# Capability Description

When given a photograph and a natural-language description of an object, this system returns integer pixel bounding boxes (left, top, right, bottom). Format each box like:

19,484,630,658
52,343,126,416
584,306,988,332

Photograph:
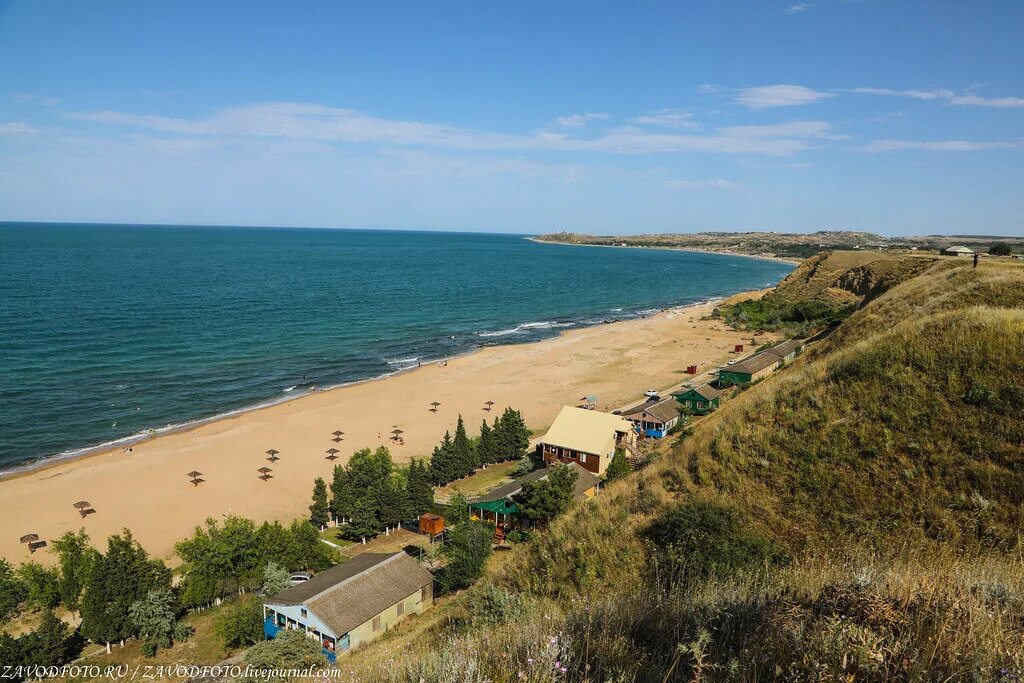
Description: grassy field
435,460,519,502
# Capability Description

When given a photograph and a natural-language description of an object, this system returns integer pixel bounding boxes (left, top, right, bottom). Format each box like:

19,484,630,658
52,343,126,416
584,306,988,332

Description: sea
0,223,794,471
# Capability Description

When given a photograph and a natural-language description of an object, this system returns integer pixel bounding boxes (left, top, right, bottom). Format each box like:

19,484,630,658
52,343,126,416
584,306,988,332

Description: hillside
536,231,1024,260
345,255,1024,682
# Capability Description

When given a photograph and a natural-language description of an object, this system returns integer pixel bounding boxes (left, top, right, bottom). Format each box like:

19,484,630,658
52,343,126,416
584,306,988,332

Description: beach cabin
717,352,780,386
620,398,682,438
263,552,434,659
537,406,635,475
469,462,600,528
942,245,975,258
671,384,722,415
765,339,804,364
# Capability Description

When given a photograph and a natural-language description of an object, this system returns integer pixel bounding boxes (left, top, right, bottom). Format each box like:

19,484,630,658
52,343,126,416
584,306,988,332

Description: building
671,384,722,415
764,338,804,364
469,462,600,527
537,406,636,475
620,398,683,437
263,552,434,660
717,352,780,386
943,245,975,257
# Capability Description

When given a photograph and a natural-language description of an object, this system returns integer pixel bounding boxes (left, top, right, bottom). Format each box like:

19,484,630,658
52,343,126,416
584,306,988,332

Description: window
300,608,307,618
372,615,381,631
579,453,586,464
397,601,404,616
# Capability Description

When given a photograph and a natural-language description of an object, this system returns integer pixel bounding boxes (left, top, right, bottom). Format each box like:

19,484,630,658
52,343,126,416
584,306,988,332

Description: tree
261,563,290,598
0,559,26,620
128,588,179,649
990,243,1013,256
429,431,456,485
176,517,262,601
406,459,435,518
452,414,477,476
604,449,631,482
495,408,531,462
375,477,409,529
81,530,171,653
345,497,380,541
437,521,493,593
244,629,326,681
446,490,470,528
1,610,82,674
215,597,264,649
287,520,332,571
16,563,60,611
329,464,355,522
51,529,95,614
477,419,497,465
512,453,535,477
513,464,578,525
309,477,330,529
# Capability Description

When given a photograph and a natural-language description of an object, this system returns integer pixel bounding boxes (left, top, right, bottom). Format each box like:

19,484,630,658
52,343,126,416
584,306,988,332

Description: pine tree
477,419,496,465
452,415,476,478
51,529,95,615
375,478,408,530
346,497,380,541
406,459,435,517
605,449,631,482
446,490,470,527
309,477,329,529
495,407,531,462
329,465,355,522
513,464,578,525
430,431,455,485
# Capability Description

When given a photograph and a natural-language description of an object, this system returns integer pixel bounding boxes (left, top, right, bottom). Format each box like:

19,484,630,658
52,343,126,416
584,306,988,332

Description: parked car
644,390,659,399
289,571,313,585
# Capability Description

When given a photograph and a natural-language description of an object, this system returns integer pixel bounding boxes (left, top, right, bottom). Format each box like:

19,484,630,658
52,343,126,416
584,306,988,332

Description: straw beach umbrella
332,430,344,442
72,501,91,510
186,471,204,486
325,448,340,461
257,466,273,482
484,401,495,412
19,533,39,545
429,402,441,412
265,449,279,457
391,428,404,440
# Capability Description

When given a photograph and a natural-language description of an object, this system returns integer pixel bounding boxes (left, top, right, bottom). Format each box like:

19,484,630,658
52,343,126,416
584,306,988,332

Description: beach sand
0,293,773,564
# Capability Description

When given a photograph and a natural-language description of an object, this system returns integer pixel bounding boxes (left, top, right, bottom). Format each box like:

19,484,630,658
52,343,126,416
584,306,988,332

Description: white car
289,571,312,585
644,390,659,399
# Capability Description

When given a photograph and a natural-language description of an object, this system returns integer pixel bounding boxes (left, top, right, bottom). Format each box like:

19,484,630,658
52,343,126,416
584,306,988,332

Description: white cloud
555,112,610,127
0,121,38,135
663,179,745,190
630,109,699,129
786,3,813,14
734,85,834,109
12,93,59,106
864,139,1022,152
64,102,834,156
848,87,1024,108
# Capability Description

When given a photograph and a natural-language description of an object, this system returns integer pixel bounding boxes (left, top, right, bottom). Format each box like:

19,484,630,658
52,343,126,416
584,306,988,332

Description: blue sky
0,1,1022,235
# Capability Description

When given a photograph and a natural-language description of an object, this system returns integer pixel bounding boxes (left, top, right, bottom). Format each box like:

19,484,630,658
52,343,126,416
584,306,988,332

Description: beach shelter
266,448,279,457
325,448,340,461
19,533,39,545
391,428,404,441
430,401,441,412
257,466,273,482
187,471,204,486
72,501,91,510
484,400,495,411
332,430,344,442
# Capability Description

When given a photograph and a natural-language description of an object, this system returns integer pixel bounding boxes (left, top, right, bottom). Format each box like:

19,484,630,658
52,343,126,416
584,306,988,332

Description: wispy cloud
64,102,834,156
733,84,834,109
0,121,38,135
663,178,745,190
847,87,1024,108
785,3,813,14
12,93,59,107
864,139,1022,152
630,109,699,129
554,112,610,127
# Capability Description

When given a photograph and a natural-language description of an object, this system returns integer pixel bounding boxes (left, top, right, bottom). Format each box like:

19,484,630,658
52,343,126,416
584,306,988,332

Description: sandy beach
0,293,772,565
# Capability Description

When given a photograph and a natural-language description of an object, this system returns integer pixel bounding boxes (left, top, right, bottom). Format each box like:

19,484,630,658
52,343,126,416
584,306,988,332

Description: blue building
620,398,682,438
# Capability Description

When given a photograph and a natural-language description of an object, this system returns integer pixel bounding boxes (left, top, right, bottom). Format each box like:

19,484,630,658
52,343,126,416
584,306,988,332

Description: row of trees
175,516,333,609
429,409,531,485
316,446,436,541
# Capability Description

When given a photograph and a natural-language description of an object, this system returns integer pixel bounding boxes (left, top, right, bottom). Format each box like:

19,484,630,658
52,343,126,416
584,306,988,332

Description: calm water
0,224,793,469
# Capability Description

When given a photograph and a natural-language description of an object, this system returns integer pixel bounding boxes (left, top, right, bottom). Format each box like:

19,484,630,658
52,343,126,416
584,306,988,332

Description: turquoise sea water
0,224,793,469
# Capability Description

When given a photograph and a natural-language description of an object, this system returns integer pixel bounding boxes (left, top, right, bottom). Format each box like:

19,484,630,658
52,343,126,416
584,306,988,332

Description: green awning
470,499,517,515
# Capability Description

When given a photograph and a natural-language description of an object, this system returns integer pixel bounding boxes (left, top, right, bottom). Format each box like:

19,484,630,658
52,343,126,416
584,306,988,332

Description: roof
671,383,722,401
944,245,974,254
620,398,681,423
472,462,600,505
539,406,634,456
725,352,780,376
765,339,803,358
266,553,433,637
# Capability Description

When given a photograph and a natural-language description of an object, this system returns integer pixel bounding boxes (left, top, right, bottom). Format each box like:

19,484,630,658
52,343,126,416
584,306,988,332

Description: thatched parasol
72,501,91,509
186,470,203,479
265,449,279,457
332,430,344,443
266,453,279,462
484,400,495,411
19,533,39,544
430,401,441,412
258,474,273,481
257,467,272,474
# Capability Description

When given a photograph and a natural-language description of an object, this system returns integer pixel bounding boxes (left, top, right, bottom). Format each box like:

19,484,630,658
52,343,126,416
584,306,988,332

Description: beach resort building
717,339,805,385
263,552,434,660
469,462,600,528
671,384,722,415
765,338,804,364
620,398,683,438
942,245,975,257
537,406,636,475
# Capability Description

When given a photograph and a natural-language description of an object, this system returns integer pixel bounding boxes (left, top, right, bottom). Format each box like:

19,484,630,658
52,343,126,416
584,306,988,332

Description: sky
0,1,1022,236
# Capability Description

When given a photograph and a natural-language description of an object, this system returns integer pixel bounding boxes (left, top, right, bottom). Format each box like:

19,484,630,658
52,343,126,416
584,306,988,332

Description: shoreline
0,295,735,482
527,236,804,265
0,292,776,564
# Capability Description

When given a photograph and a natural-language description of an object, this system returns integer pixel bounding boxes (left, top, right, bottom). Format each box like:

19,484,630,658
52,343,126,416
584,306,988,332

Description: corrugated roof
266,552,433,638
620,398,681,423
766,339,803,358
692,383,722,401
472,462,600,504
539,406,633,456
727,352,780,375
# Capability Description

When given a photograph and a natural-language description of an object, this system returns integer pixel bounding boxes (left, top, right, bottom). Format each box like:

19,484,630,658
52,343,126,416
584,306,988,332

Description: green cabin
671,384,722,415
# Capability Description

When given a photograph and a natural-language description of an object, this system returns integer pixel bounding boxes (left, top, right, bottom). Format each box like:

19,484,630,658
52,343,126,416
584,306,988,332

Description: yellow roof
540,406,633,456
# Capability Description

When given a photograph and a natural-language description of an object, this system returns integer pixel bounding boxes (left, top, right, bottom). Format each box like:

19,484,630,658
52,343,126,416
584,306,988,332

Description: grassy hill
342,256,1024,681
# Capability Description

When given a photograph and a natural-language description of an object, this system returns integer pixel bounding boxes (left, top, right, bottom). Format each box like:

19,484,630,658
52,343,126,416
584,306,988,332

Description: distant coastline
528,235,803,265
